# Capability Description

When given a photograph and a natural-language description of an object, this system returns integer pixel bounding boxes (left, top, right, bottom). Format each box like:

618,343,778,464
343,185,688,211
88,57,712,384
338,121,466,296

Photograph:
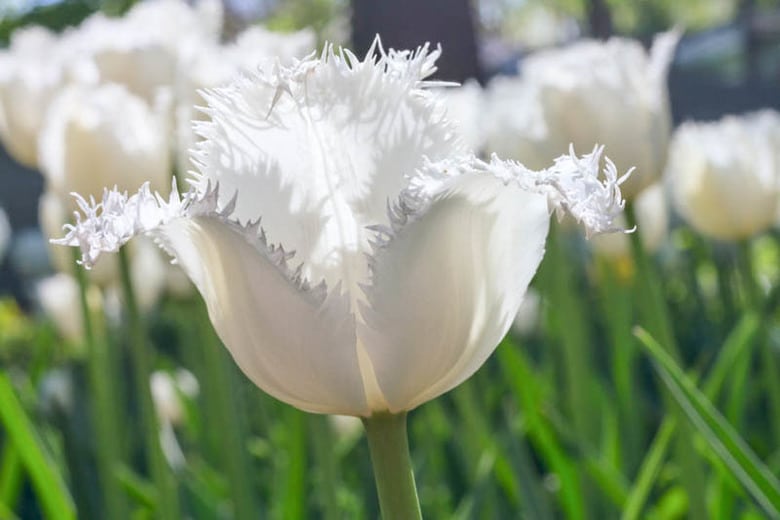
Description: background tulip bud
36,273,86,344
38,83,171,209
485,30,679,199
0,27,74,167
666,110,780,241
591,182,669,259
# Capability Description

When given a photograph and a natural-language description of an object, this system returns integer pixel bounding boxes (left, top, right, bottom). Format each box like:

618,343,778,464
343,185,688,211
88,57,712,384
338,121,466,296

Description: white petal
191,39,461,298
357,149,628,412
156,216,368,415
359,171,550,412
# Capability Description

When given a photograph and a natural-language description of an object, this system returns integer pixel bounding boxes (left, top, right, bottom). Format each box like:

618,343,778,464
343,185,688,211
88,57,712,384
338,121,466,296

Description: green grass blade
702,312,760,401
0,443,22,512
0,373,76,520
498,344,585,520
635,327,780,517
272,408,307,519
620,418,675,520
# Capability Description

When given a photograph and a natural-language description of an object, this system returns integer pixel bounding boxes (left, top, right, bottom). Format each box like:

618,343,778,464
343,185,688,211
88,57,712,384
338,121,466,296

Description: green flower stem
195,306,257,519
547,224,595,443
596,258,641,473
118,247,180,519
311,416,340,520
0,442,23,512
735,240,780,439
362,412,422,520
74,253,128,519
625,206,707,520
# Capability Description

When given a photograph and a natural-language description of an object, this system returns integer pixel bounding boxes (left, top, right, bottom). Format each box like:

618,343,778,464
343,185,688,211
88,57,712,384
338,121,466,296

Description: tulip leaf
702,312,760,401
634,327,780,517
620,418,675,520
0,373,76,520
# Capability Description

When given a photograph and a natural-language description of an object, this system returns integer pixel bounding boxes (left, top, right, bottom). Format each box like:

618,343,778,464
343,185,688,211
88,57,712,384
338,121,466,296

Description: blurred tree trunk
586,0,613,39
350,0,482,83
739,0,759,80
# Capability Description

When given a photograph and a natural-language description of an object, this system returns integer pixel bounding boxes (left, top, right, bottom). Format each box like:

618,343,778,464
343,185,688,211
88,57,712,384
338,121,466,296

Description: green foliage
3,224,780,518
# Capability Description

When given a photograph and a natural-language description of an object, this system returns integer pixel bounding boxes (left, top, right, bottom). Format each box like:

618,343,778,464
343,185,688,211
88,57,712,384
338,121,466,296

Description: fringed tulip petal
157,216,368,415
359,171,550,412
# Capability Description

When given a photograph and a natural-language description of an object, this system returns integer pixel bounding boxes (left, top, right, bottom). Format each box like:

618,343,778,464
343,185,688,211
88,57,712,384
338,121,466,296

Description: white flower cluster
0,0,316,340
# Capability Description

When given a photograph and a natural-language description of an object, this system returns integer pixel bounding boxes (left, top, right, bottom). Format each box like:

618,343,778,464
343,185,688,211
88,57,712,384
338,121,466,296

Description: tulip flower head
485,30,678,199
0,26,81,167
666,110,780,241
39,83,171,207
55,39,629,416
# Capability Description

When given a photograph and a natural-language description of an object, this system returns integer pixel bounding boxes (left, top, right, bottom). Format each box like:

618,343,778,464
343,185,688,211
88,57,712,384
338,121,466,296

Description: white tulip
511,287,541,336
0,207,9,261
485,30,679,198
150,368,199,469
72,0,222,103
55,40,629,416
438,79,486,154
484,75,550,170
666,111,780,241
39,190,121,286
38,83,170,208
329,414,364,443
591,182,669,258
40,190,171,308
150,369,198,425
175,26,316,174
36,273,84,344
0,27,80,167
130,237,168,311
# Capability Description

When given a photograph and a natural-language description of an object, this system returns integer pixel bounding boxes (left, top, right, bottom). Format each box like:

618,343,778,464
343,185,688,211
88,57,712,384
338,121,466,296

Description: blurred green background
2,1,780,519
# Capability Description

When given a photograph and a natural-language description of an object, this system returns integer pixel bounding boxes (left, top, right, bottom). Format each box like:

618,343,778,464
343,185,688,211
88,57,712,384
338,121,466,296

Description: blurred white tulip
130,238,168,311
0,26,84,167
36,273,84,343
485,30,679,198
438,79,486,154
150,369,198,425
39,190,123,286
0,207,9,261
72,0,222,103
329,414,364,443
41,188,186,307
56,40,629,416
38,368,75,416
150,368,199,469
484,75,549,169
38,83,171,208
511,287,541,336
666,110,780,241
591,182,669,258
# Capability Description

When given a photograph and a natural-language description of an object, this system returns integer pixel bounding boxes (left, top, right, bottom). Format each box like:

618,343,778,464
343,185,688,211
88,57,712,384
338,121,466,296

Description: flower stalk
73,251,128,519
625,204,708,519
362,412,422,520
735,240,780,439
118,247,180,518
195,304,257,519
